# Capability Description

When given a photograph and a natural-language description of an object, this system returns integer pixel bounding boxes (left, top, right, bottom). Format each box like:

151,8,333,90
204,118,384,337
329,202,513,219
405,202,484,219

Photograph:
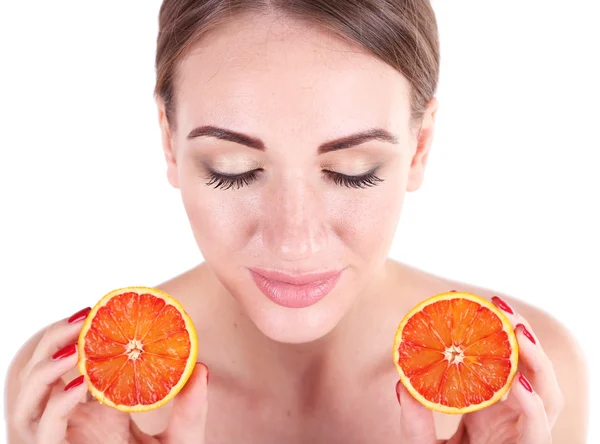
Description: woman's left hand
395,296,565,444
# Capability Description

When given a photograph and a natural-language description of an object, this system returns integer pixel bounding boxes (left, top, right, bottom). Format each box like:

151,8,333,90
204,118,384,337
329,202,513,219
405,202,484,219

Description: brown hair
155,0,440,127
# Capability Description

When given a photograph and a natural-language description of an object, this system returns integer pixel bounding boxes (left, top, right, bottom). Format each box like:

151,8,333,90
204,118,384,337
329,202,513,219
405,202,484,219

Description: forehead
173,13,412,140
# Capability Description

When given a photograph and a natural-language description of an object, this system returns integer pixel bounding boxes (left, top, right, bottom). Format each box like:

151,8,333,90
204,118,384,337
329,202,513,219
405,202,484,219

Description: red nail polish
68,307,91,324
518,372,533,393
491,296,514,314
516,323,536,344
450,290,457,292
64,375,85,392
51,343,77,361
395,381,402,405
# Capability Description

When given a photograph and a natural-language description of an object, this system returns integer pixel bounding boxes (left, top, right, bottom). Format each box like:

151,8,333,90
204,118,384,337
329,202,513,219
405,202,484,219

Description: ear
156,97,180,189
406,97,438,192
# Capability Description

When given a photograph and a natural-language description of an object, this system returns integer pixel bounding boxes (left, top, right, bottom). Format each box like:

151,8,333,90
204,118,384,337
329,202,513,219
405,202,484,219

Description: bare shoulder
153,263,204,293
152,263,215,321
152,263,214,309
398,262,589,442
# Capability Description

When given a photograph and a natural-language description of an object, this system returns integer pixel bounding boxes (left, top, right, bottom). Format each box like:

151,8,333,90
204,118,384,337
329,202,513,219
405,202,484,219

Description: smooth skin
4,12,589,444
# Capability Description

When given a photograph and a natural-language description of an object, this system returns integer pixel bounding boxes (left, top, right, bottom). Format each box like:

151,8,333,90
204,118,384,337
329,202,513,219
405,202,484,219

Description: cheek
179,179,257,257
328,175,406,261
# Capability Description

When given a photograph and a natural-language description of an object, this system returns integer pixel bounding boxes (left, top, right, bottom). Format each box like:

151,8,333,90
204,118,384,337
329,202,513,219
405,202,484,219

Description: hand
395,296,565,444
11,309,209,444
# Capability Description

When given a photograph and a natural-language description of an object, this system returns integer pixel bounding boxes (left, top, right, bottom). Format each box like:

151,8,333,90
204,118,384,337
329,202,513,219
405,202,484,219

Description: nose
261,173,328,262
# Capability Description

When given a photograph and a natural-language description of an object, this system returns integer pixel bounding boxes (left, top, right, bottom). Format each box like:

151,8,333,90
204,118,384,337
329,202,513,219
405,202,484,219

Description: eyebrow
186,125,399,153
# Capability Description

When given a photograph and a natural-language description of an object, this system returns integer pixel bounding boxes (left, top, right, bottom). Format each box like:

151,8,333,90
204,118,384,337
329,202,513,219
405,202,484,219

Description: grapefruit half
393,292,518,414
77,287,198,412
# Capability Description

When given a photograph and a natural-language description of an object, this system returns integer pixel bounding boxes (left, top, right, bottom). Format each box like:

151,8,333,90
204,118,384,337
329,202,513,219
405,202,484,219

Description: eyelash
205,170,261,190
326,170,384,189
204,169,384,190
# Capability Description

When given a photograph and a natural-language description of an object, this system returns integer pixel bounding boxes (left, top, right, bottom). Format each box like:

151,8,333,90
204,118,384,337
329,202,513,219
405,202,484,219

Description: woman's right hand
10,308,209,444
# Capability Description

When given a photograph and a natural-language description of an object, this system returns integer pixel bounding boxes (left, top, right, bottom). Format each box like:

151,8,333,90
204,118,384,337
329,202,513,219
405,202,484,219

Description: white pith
443,344,465,365
125,339,144,360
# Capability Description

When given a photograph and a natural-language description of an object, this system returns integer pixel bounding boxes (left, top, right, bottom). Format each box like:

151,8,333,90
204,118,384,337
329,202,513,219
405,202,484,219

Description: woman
5,0,589,443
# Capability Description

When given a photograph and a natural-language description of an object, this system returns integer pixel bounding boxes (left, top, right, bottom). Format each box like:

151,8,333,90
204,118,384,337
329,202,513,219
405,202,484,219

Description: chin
226,269,358,344
244,301,347,344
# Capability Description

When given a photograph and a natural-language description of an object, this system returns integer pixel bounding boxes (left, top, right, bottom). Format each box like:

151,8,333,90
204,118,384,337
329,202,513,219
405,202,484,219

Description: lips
248,268,343,308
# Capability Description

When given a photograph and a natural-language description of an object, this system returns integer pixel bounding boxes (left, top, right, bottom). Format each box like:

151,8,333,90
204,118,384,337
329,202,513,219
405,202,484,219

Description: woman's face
158,14,437,343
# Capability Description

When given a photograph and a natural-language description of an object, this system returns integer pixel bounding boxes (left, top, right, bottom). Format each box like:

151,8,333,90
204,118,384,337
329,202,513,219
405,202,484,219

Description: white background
1,1,598,442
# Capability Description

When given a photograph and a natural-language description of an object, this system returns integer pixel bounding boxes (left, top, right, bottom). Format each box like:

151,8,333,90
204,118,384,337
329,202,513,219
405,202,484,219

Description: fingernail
64,375,85,392
491,296,514,314
516,323,536,344
68,307,91,324
51,343,77,361
450,290,457,292
395,381,402,405
518,372,533,393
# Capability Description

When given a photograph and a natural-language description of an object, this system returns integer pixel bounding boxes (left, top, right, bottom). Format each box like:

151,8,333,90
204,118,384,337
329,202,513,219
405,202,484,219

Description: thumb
396,381,438,444
159,362,209,444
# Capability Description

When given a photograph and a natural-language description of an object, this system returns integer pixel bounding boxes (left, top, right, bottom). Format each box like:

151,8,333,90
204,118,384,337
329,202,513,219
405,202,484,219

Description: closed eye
323,169,384,189
204,169,262,190
204,168,384,190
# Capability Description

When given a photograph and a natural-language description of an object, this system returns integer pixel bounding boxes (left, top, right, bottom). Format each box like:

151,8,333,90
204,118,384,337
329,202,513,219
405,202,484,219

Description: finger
491,297,564,427
509,372,552,444
20,307,90,383
514,323,564,427
160,362,209,444
491,296,545,351
36,375,88,444
396,381,437,444
13,344,79,438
